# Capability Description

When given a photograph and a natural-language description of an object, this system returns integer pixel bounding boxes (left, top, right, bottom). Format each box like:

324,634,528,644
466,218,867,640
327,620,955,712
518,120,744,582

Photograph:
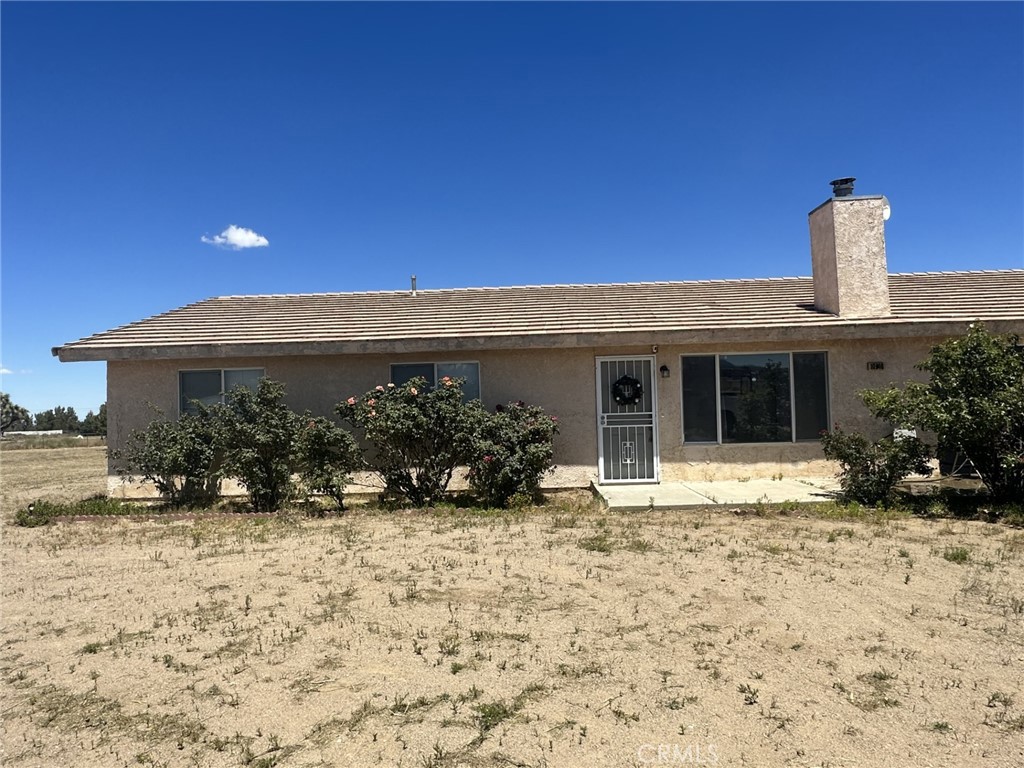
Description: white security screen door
596,357,659,483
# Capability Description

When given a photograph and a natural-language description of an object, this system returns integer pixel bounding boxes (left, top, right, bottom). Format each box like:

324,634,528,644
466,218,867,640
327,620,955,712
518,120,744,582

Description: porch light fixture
659,365,670,379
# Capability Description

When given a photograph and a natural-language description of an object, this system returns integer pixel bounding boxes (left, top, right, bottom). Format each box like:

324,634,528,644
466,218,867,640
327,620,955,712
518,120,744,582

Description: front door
596,356,659,483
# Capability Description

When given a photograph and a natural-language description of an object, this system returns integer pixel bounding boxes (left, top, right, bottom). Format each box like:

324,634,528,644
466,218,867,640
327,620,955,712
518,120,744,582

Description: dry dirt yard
0,445,108,509
1,449,1023,768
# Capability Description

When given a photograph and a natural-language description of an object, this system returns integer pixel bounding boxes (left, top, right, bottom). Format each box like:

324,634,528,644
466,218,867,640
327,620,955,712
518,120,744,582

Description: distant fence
2,430,67,437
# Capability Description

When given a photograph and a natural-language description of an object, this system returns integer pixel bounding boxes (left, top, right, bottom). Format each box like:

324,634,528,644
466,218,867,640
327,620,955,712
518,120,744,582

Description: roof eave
53,316,1021,363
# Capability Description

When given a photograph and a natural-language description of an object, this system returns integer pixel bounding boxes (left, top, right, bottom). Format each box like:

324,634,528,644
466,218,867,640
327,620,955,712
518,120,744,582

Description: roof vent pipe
411,275,417,297
830,177,856,197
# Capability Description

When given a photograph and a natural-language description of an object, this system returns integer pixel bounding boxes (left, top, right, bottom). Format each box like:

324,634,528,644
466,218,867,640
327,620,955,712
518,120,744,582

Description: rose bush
336,376,486,506
467,401,559,508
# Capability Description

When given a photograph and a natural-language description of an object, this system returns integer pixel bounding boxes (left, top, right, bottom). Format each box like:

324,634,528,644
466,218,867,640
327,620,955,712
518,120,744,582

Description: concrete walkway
595,477,840,510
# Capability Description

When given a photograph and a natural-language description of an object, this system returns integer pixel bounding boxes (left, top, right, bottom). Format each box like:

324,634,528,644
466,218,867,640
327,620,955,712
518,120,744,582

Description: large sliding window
681,352,828,443
390,362,481,402
179,368,265,415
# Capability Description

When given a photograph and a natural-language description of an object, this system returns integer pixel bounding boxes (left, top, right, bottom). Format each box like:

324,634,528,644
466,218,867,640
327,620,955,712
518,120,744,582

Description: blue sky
2,1,1022,417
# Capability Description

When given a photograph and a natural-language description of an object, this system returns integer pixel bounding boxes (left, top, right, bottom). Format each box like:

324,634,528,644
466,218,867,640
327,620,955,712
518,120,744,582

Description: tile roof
54,270,1024,361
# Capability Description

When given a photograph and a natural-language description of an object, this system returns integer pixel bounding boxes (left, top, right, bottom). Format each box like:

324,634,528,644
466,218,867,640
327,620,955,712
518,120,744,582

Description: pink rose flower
387,382,395,388
368,399,376,406
376,385,385,392
483,455,493,463
409,387,418,395
346,397,357,405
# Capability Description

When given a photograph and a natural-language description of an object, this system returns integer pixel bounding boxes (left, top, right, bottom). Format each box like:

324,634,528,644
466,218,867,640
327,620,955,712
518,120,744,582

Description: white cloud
201,225,269,250
0,368,11,375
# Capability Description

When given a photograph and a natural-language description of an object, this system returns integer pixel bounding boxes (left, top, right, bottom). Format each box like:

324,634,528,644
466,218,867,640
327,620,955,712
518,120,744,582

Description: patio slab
596,477,839,510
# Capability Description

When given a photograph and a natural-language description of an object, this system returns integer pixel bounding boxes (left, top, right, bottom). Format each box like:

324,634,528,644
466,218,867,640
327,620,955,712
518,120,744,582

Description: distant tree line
1,393,106,436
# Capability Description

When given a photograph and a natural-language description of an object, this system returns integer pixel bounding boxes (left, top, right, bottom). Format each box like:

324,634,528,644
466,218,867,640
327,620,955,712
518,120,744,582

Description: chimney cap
829,177,856,197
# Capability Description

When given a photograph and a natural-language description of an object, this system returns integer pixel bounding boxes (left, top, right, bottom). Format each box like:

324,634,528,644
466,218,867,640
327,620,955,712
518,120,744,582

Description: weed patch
14,496,151,527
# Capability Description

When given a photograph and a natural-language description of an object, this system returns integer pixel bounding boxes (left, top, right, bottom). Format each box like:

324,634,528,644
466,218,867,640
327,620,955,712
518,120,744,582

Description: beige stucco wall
106,332,961,492
107,348,607,489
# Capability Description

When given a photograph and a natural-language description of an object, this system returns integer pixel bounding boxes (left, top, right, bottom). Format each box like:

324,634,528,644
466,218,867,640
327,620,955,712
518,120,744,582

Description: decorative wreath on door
612,375,644,406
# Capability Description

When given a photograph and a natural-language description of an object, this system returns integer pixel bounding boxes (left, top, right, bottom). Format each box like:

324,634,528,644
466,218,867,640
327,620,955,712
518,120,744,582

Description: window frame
178,367,266,416
679,351,829,445
389,361,482,402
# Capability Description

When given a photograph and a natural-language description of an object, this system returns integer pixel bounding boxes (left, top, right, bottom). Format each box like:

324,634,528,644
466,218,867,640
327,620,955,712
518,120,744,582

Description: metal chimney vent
410,275,417,297
830,177,856,197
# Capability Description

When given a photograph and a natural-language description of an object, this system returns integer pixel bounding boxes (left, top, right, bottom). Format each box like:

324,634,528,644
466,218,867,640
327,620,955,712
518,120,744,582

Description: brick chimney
809,178,892,318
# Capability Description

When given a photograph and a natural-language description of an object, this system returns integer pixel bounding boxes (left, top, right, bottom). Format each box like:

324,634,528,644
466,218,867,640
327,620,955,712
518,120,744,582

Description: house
54,180,1024,493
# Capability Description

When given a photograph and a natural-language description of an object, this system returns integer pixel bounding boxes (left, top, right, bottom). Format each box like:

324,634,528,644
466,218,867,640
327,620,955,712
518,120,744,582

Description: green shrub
862,324,1024,502
116,379,369,513
821,426,932,505
114,410,221,507
214,380,302,513
294,415,363,509
337,377,485,506
15,496,148,527
467,401,559,508
15,500,68,527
